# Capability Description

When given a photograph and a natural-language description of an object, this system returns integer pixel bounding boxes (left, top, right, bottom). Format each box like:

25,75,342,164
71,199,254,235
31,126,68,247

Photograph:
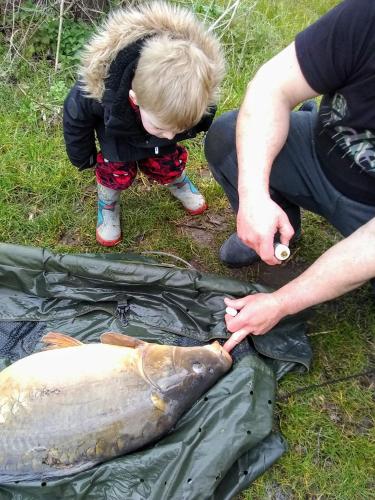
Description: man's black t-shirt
295,0,375,205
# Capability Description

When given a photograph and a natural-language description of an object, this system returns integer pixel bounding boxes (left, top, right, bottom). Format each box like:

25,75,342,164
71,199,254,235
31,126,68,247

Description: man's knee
204,110,238,169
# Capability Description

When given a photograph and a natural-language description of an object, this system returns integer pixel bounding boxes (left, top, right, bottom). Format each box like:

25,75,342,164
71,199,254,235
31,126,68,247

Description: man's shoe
219,231,301,268
167,174,207,215
219,233,259,267
96,182,122,247
299,100,317,113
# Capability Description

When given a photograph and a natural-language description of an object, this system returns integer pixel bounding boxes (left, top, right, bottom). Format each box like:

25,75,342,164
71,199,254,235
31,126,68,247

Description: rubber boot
96,182,122,247
166,173,207,215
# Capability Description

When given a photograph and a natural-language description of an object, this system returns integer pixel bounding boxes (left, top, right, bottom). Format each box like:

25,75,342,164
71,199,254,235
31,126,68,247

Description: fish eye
208,367,214,374
192,362,205,374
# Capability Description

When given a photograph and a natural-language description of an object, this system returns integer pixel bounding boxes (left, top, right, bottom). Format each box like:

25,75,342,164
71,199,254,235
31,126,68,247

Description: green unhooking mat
0,243,312,499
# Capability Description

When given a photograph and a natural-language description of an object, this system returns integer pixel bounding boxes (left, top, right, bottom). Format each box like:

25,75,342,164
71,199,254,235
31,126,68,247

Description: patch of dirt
255,257,310,289
265,482,294,500
321,401,343,424
59,230,85,246
354,416,373,435
174,208,233,247
319,398,373,437
197,164,214,180
186,226,216,247
225,256,309,290
358,372,375,391
187,258,208,272
294,443,308,456
27,207,43,221
176,207,310,289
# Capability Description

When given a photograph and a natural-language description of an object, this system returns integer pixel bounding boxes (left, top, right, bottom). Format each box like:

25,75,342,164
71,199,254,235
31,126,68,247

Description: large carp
0,332,232,483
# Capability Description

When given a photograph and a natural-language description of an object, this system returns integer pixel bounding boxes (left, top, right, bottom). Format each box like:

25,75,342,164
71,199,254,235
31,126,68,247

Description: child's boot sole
96,229,122,247
186,202,208,216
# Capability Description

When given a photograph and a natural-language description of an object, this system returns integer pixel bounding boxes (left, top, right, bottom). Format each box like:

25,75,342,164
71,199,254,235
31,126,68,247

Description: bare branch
55,0,65,72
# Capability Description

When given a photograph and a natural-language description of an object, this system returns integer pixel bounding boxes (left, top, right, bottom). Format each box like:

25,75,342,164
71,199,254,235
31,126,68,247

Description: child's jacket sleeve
63,84,98,170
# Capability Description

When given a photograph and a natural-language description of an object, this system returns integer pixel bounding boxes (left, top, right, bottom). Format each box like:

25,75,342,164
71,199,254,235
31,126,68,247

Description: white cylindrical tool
274,243,290,261
225,306,238,317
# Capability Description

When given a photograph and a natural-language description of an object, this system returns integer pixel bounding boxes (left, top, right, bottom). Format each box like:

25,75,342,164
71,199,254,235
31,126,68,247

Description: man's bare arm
224,217,375,351
236,42,318,264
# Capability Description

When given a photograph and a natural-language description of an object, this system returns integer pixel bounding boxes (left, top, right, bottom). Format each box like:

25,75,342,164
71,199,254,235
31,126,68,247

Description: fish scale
0,332,232,483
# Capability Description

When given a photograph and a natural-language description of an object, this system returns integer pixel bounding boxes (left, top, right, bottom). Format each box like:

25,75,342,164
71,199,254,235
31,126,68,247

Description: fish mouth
209,341,233,366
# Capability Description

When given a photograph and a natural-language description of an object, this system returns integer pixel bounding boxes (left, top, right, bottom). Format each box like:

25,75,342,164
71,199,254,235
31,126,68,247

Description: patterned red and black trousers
95,145,188,190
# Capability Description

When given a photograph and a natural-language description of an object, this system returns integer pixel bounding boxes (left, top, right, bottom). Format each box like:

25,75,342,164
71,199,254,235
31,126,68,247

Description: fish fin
151,392,168,413
100,332,145,348
42,332,83,349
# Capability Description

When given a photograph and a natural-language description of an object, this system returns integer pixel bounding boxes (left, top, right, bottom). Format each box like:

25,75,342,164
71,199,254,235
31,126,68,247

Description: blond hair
79,1,225,130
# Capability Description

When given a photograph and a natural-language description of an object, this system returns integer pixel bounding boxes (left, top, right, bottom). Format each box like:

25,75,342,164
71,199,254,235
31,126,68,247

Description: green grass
0,0,374,498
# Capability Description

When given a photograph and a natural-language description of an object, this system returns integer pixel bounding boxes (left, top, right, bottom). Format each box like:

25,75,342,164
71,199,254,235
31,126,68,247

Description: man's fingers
237,233,258,254
225,309,249,332
224,296,247,310
223,328,249,352
259,238,279,265
278,216,295,246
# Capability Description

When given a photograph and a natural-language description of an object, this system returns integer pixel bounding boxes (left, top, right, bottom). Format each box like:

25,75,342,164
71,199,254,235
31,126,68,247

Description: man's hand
223,216,375,353
223,294,285,352
235,43,318,265
237,197,295,265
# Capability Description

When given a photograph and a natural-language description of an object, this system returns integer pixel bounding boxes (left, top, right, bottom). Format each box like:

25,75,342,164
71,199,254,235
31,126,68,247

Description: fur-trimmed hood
79,1,225,102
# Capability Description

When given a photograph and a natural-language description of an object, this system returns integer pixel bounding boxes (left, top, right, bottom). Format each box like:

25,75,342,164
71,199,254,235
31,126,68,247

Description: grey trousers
204,108,375,239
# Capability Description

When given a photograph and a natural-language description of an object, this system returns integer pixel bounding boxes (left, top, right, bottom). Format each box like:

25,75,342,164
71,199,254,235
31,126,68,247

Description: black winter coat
63,82,216,170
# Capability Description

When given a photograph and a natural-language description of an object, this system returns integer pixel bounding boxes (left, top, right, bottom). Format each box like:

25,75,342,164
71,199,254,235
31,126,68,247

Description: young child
63,1,225,246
